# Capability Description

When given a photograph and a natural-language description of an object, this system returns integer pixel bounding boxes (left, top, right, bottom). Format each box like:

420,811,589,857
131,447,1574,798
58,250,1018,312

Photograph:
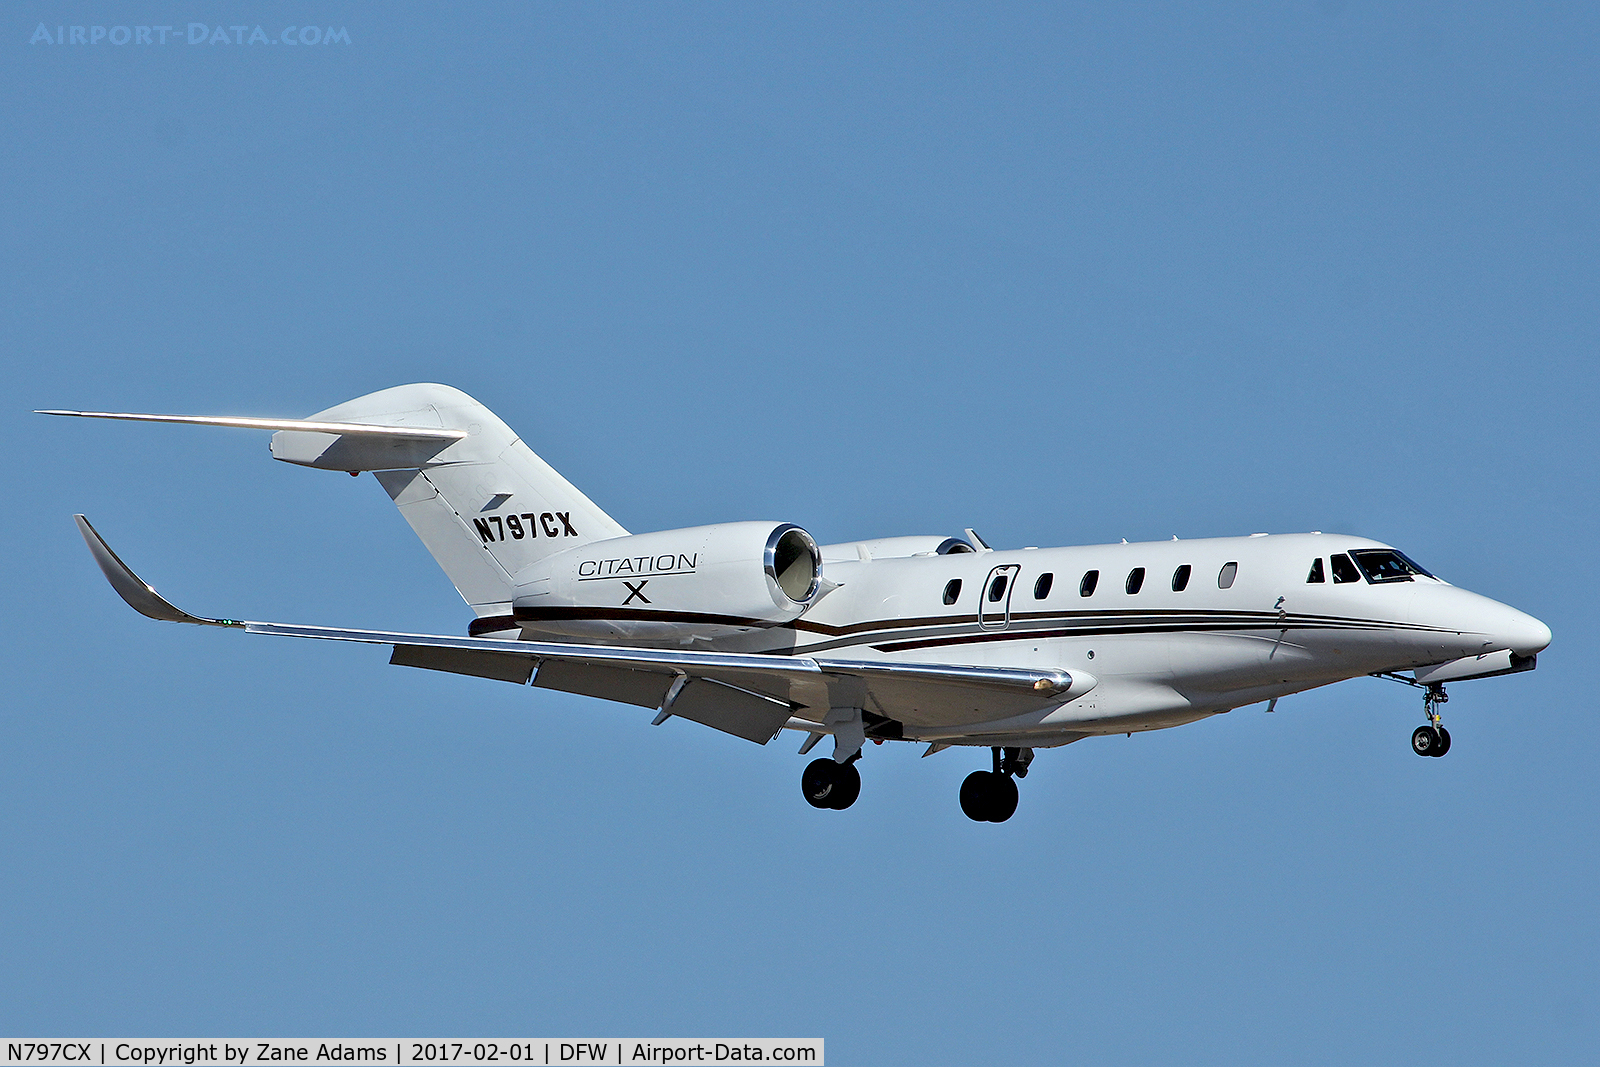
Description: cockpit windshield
1349,549,1433,583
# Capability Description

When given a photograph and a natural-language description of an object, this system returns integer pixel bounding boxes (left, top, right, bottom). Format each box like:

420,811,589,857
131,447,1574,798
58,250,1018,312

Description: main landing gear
801,756,861,810
1411,683,1452,758
960,747,1032,823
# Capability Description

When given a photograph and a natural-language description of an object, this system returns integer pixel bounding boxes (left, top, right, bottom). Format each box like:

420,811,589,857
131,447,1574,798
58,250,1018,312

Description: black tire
1432,727,1451,757
828,761,861,809
988,773,1019,822
1412,726,1439,757
801,758,838,808
960,771,994,822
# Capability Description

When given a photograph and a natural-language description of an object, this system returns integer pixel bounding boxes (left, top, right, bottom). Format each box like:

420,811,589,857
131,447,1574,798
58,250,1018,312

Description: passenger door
979,564,1021,630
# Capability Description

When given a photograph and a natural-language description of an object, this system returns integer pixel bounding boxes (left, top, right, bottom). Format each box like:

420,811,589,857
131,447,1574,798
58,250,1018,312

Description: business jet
45,384,1551,822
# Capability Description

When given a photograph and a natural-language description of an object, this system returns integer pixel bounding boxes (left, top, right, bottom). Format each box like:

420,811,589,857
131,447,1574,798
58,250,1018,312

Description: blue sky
3,3,1596,1062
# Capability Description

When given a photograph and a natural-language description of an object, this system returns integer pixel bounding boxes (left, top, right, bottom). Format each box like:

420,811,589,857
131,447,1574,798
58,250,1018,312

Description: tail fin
273,384,627,616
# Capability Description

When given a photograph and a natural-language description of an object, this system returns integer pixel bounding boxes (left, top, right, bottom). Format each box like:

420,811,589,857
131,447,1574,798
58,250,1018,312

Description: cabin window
1034,573,1053,599
1171,564,1191,592
1126,567,1146,594
1218,561,1238,589
1080,570,1099,596
1330,553,1360,584
942,578,962,605
988,574,1009,602
1351,549,1432,583
1307,558,1325,583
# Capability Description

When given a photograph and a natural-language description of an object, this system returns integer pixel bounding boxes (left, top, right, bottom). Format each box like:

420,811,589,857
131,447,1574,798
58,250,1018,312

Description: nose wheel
1412,684,1452,757
959,747,1031,822
1412,724,1451,756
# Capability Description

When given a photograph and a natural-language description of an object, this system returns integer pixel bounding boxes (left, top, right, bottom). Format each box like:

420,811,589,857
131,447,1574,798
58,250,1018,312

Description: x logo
622,580,651,605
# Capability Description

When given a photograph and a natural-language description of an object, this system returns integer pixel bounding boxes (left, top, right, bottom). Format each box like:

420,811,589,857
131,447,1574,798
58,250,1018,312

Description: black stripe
512,605,791,629
513,604,1439,638
799,606,1444,638
864,620,1413,654
490,604,1458,654
789,612,1448,654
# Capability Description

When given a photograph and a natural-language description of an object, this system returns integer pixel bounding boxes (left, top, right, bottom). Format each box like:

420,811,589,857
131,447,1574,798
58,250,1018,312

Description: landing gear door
979,564,1021,630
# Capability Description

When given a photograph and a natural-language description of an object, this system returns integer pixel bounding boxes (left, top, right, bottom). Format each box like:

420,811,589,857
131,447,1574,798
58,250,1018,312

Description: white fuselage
516,531,1550,746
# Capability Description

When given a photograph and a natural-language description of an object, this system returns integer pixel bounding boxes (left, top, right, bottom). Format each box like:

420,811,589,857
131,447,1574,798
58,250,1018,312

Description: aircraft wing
75,516,1089,745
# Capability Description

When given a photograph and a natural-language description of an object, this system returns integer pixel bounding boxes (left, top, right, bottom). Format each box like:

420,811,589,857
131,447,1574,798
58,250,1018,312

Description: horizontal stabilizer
47,385,633,613
38,409,466,441
40,408,468,472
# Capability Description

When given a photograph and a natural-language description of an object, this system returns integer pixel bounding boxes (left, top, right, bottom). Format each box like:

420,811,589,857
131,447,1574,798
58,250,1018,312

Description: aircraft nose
1499,608,1552,657
1411,586,1552,661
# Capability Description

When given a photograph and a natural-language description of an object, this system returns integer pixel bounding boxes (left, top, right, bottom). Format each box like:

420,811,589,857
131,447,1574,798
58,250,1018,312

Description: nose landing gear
1411,683,1451,757
1374,673,1455,758
959,747,1031,822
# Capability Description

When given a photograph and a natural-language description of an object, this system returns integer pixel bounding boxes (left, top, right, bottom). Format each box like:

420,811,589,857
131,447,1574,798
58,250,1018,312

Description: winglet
73,515,233,626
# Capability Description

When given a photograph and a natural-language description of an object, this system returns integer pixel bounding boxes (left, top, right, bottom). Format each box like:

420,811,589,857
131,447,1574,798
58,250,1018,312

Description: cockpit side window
1330,553,1360,583
1307,558,1325,583
1351,549,1431,583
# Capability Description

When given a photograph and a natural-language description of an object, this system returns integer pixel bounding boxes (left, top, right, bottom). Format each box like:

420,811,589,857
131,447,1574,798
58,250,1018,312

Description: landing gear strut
1411,683,1452,757
959,747,1031,823
1374,672,1455,758
801,756,861,810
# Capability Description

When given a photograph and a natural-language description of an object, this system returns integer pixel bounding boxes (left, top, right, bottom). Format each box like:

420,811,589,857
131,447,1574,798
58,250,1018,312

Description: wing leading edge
73,515,1093,744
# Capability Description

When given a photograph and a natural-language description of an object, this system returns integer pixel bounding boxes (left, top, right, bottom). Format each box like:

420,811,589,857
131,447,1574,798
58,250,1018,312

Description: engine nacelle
509,521,823,644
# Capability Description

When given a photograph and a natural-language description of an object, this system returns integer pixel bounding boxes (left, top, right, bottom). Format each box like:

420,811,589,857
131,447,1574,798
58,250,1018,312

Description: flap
391,644,536,684
668,678,793,744
533,659,675,708
529,662,789,744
